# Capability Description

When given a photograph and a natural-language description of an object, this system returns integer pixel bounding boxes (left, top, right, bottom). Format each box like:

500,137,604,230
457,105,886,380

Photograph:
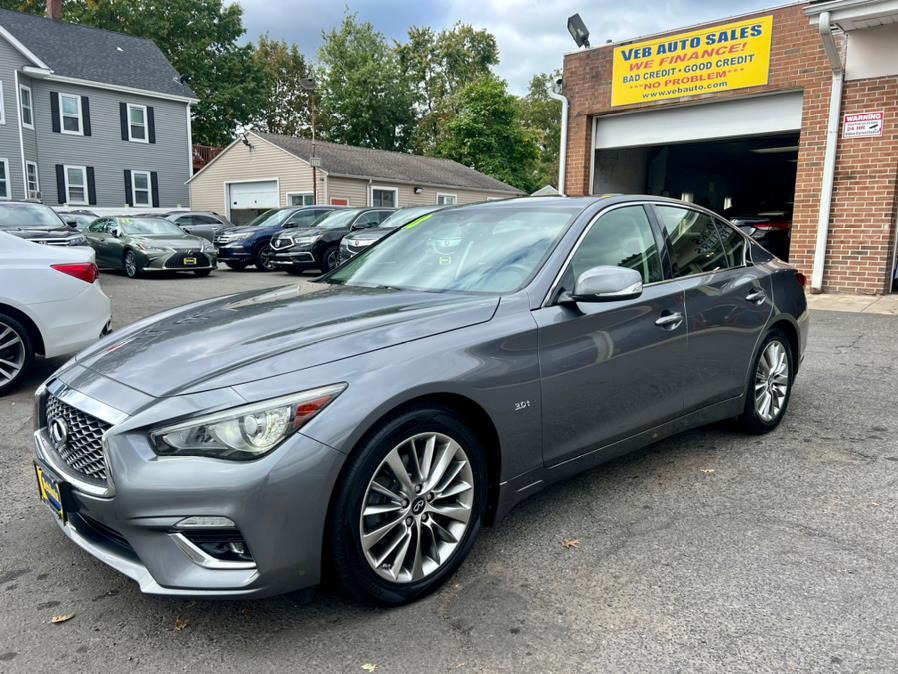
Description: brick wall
562,3,898,294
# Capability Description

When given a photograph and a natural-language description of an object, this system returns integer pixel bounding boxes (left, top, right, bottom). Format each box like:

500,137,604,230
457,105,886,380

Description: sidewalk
807,292,898,315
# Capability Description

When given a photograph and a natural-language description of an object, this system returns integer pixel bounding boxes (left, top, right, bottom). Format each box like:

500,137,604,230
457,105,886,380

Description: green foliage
518,71,562,189
317,11,416,151
435,75,540,192
253,34,313,137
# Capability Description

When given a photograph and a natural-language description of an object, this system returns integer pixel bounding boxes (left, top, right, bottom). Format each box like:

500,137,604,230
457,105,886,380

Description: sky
237,0,785,94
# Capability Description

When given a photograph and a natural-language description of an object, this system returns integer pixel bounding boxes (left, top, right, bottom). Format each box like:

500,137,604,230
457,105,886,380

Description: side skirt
490,395,744,523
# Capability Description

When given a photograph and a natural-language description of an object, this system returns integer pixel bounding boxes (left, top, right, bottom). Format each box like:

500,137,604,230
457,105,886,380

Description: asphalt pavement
1,267,897,673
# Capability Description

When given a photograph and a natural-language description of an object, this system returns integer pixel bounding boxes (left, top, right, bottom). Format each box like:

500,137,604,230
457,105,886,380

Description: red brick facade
562,3,898,294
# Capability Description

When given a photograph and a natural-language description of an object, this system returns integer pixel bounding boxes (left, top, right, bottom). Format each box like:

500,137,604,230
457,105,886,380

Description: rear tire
738,329,794,434
0,314,34,396
254,245,276,272
328,405,487,606
225,261,247,271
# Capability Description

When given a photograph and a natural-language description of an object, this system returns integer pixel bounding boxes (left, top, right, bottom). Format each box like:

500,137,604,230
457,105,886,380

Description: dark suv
0,201,86,246
163,211,232,243
269,207,394,273
214,206,337,271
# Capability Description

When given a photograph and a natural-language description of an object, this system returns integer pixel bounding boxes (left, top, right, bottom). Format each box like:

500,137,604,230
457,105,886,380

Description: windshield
244,209,293,228
0,203,65,229
378,206,442,230
313,209,364,230
62,214,96,230
327,206,580,293
120,218,186,236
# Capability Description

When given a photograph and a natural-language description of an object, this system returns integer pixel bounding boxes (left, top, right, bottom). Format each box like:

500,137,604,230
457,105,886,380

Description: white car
0,232,111,394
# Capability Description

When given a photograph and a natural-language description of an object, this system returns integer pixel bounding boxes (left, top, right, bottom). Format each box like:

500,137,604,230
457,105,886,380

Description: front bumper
215,240,254,262
33,380,345,598
138,250,217,272
270,247,316,269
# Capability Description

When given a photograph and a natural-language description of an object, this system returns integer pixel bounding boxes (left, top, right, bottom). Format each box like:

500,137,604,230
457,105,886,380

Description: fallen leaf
870,501,881,508
50,613,75,624
701,468,716,475
562,538,580,550
174,615,189,631
361,664,378,672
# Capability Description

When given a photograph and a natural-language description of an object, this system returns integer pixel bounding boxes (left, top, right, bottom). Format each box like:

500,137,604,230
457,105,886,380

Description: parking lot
2,267,898,673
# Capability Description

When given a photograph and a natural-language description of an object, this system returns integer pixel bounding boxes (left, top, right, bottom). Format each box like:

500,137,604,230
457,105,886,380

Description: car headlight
69,234,87,246
292,235,321,246
149,383,346,460
134,240,170,253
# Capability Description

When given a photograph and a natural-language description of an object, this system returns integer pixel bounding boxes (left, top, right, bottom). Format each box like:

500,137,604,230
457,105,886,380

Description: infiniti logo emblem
411,498,426,515
49,417,68,451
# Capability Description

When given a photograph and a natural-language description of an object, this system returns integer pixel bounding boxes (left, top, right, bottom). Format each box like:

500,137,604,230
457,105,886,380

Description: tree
2,0,268,146
518,71,562,189
435,75,539,192
397,23,499,154
253,35,313,137
317,11,416,151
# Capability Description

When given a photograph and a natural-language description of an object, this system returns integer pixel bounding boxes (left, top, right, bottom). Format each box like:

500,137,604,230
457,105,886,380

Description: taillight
753,221,790,231
51,262,98,284
795,271,807,288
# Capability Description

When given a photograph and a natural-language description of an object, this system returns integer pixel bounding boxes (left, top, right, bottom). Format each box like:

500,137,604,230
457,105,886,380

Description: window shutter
55,164,65,203
147,106,156,144
50,92,60,133
86,167,96,205
150,171,159,207
81,96,91,136
123,169,132,206
119,102,128,140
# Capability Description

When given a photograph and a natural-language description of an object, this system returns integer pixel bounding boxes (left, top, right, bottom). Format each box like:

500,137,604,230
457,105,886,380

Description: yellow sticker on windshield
403,213,434,230
119,218,132,224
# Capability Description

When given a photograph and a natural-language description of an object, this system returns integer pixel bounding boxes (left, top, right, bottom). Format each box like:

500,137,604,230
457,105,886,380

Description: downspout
811,11,844,292
548,78,568,195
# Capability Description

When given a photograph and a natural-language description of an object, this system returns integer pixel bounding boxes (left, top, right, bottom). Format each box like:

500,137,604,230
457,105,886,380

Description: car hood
2,226,74,238
76,283,499,396
130,235,205,248
344,228,393,243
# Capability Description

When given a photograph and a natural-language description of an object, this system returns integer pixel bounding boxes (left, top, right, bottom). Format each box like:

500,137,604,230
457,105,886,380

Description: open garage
562,1,898,294
227,179,280,226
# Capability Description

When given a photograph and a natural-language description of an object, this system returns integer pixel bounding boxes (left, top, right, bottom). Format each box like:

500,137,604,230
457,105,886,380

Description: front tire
738,329,794,434
328,405,487,606
0,314,34,396
123,250,140,279
254,245,276,272
319,245,339,273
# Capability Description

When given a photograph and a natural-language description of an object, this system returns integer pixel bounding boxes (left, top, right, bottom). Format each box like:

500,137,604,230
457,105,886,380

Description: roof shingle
0,9,196,99
255,132,522,195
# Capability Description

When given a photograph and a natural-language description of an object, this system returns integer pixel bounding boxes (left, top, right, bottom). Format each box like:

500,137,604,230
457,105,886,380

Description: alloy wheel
124,251,137,278
754,339,789,422
359,432,474,584
0,323,25,387
259,248,275,271
326,248,339,271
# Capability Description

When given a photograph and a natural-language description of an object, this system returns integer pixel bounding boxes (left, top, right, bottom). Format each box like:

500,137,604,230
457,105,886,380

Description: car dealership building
561,0,898,294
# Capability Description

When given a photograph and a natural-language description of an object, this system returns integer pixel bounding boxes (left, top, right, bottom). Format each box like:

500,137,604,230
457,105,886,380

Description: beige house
188,131,523,225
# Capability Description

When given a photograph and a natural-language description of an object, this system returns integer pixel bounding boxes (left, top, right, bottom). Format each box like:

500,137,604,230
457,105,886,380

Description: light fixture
240,132,254,150
413,186,423,194
567,14,590,48
750,146,799,154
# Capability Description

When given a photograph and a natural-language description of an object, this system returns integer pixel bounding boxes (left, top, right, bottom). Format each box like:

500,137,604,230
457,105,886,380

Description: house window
288,192,314,206
371,186,397,208
0,159,9,199
128,104,148,142
131,170,151,207
64,165,87,204
60,93,83,134
436,193,457,205
25,161,39,197
19,84,32,128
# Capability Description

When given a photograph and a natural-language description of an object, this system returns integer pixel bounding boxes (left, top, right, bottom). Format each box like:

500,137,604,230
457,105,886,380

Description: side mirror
110,228,121,238
65,219,78,228
561,266,643,304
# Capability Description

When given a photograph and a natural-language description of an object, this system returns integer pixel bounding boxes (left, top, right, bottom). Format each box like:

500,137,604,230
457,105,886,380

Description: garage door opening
227,180,279,226
593,132,799,260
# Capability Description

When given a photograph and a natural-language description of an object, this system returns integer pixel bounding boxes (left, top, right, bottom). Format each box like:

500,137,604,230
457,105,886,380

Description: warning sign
842,111,884,138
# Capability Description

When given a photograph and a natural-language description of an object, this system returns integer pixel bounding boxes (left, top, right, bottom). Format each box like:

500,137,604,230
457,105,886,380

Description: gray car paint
33,195,808,598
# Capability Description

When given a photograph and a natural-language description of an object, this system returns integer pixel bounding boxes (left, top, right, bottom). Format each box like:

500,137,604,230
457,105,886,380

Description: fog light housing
170,528,256,569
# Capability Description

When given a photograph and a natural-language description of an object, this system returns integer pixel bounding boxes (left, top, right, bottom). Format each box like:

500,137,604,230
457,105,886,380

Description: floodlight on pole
300,78,319,204
567,13,590,48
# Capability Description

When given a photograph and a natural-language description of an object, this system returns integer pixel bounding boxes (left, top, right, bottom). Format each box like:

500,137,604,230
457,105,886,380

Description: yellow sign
611,15,773,107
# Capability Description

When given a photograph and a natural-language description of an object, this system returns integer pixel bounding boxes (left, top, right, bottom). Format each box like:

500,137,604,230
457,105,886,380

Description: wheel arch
0,302,44,356
767,315,801,373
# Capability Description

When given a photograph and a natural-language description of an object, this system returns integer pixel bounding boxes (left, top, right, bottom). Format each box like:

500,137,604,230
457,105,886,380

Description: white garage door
594,92,804,149
228,180,279,210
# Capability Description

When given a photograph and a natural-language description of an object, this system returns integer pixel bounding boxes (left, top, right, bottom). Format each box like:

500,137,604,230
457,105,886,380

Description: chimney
46,0,62,21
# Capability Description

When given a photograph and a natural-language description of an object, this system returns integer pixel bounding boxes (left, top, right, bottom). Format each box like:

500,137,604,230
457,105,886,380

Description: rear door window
655,206,729,277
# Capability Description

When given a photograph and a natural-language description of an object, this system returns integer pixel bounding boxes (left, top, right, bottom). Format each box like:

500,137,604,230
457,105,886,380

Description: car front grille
31,236,84,247
164,251,210,269
45,394,111,482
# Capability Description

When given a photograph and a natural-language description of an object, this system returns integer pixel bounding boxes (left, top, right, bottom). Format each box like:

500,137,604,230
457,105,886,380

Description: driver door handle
745,289,767,305
655,311,684,330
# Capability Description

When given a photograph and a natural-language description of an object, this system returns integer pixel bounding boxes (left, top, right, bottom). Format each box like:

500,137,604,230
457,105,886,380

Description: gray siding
0,38,29,199
29,79,190,207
